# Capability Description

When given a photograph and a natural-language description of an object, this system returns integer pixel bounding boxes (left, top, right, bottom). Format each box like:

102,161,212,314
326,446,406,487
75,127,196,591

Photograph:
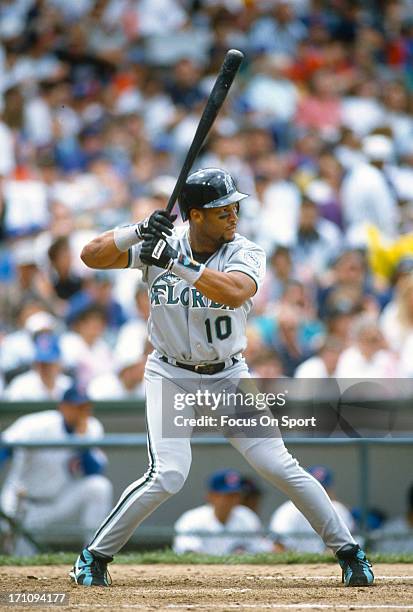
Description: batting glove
137,210,177,240
114,210,177,252
140,235,205,285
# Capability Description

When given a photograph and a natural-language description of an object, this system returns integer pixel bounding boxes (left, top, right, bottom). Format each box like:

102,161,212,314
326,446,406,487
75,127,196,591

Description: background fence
1,401,412,550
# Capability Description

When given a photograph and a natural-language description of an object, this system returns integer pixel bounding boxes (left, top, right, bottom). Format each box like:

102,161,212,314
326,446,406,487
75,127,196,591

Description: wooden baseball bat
166,49,244,214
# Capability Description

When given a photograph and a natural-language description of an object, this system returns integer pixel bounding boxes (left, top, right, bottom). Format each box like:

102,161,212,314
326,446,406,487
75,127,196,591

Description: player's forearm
81,231,128,269
194,269,251,308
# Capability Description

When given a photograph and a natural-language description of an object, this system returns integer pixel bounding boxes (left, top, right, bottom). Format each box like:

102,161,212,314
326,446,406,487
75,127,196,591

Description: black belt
160,356,237,375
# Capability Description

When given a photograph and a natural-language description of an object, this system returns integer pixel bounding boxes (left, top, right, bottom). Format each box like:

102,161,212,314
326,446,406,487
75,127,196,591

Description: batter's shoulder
229,233,266,255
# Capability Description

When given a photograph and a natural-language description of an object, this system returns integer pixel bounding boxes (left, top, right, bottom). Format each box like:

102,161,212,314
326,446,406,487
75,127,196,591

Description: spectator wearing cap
0,302,57,384
340,134,399,238
173,469,270,555
4,333,71,401
60,297,112,388
0,384,112,555
294,336,344,378
269,465,354,553
335,314,399,378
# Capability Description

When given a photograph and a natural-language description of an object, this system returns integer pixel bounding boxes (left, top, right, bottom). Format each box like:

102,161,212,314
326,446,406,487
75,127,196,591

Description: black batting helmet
178,168,248,221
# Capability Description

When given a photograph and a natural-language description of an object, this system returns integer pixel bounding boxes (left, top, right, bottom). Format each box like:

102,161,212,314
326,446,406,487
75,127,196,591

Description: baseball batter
70,169,374,588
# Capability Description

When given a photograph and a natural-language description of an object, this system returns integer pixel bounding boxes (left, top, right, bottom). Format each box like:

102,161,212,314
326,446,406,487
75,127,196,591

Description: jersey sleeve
224,242,266,293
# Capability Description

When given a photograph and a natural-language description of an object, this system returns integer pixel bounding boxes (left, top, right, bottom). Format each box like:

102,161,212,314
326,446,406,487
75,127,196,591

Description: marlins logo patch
160,271,181,285
243,251,262,269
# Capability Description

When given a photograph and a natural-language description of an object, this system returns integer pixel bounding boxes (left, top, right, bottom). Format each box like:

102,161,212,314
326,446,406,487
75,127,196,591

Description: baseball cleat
336,544,374,587
69,548,113,587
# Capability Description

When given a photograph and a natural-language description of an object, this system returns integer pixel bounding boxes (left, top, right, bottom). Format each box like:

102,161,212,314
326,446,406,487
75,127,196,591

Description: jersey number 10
205,316,232,342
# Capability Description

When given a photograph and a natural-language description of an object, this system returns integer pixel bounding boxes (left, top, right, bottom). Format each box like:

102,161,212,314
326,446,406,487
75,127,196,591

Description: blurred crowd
1,0,413,397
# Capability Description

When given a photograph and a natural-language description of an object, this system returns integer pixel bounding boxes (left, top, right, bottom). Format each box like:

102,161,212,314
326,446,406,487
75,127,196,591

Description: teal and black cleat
69,548,113,587
336,545,374,587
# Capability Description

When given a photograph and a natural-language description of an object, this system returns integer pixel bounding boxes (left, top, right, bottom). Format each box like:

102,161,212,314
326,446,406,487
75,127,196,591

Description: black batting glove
140,234,179,269
136,210,177,240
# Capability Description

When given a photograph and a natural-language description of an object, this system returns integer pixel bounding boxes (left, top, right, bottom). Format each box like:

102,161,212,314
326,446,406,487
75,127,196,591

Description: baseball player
70,168,374,587
173,468,271,555
0,384,112,554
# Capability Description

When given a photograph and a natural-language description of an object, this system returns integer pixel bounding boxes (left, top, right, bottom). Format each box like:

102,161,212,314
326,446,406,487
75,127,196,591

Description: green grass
1,550,413,566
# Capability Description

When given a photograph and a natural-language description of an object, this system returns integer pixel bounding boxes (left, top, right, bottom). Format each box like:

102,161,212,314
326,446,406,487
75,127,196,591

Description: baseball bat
166,49,244,214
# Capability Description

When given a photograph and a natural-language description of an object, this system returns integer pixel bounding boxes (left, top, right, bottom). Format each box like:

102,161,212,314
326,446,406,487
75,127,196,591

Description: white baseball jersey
128,226,266,363
173,503,271,555
269,499,355,553
0,410,103,517
4,370,72,401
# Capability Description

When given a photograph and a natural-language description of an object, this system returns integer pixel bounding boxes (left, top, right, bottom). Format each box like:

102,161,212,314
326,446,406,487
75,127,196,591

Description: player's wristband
170,253,205,285
113,224,143,252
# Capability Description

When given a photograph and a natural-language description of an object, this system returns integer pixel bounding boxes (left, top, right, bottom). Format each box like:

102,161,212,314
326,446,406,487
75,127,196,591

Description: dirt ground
0,564,412,612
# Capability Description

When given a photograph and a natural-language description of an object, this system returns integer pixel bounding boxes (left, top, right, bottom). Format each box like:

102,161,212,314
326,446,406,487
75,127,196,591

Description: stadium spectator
254,245,295,314
88,345,146,401
255,281,324,376
269,465,355,553
340,134,399,238
0,384,112,555
292,194,342,283
249,347,285,379
380,267,413,353
0,303,57,384
248,2,307,57
4,332,71,401
294,336,344,378
48,236,83,301
373,483,413,554
323,301,358,345
1,240,55,327
335,315,399,378
317,249,382,320
114,282,149,355
0,4,410,399
173,469,270,555
60,300,112,387
241,54,298,149
295,69,342,138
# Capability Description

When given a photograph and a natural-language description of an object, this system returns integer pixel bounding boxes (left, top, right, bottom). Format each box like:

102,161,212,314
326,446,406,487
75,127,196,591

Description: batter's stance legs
229,436,355,553
229,436,373,586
